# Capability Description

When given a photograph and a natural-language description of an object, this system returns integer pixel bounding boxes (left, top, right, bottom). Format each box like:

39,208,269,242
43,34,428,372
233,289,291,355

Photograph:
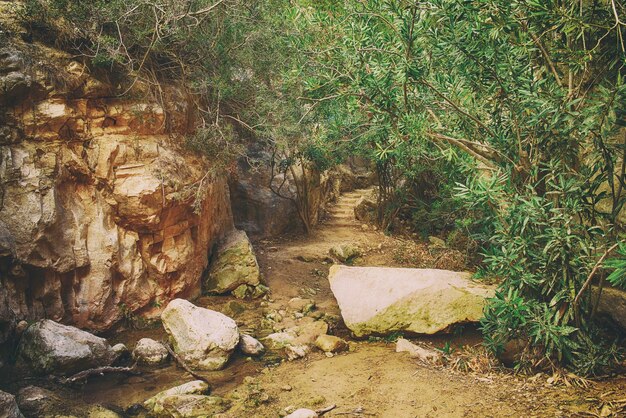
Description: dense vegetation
17,0,626,375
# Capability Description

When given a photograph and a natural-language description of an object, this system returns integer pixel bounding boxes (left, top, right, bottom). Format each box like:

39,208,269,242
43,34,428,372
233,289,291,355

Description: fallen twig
334,407,376,416
57,366,139,384
316,404,337,415
163,342,209,383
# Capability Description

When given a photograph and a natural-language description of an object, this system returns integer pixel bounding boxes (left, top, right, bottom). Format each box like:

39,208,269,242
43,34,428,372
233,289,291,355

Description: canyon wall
0,43,233,352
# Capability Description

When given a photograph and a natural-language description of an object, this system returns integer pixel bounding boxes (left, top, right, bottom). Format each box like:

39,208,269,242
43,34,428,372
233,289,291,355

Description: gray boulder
16,386,58,417
18,320,118,375
0,390,23,418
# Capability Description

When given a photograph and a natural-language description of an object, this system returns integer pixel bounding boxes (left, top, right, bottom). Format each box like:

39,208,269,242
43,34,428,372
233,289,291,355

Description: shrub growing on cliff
17,0,301,154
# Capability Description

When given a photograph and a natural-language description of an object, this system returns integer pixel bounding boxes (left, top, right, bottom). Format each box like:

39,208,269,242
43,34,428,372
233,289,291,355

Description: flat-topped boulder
328,266,495,337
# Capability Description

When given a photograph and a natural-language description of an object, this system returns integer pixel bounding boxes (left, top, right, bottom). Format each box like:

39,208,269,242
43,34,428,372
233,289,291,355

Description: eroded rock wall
0,44,233,345
230,149,376,240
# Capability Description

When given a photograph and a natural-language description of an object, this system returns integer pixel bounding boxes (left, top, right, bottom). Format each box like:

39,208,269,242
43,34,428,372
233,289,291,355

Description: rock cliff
0,40,233,351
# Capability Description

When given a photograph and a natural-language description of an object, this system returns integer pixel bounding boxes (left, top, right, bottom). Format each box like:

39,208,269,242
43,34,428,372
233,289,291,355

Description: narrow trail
324,188,370,228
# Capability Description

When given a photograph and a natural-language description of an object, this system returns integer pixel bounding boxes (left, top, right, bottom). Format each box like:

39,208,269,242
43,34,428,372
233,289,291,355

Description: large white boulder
161,299,239,370
328,266,494,337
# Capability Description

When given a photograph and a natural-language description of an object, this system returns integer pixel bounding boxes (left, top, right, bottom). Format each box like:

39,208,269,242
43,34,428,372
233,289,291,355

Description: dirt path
242,189,626,418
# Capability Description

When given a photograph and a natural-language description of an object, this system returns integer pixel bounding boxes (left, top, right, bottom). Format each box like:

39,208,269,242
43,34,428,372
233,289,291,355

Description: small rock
132,338,169,366
16,386,57,416
287,298,315,313
111,343,130,361
310,311,324,320
498,338,528,366
232,284,252,299
361,224,369,231
285,408,318,418
354,195,377,223
239,334,265,356
281,385,292,392
285,344,309,360
251,284,270,298
263,331,298,350
329,244,361,262
15,321,29,336
315,335,348,353
1,390,24,418
395,338,441,362
428,236,446,248
296,255,316,262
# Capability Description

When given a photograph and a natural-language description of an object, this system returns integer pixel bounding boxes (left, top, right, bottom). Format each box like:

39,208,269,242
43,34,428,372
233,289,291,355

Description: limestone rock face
205,230,261,296
328,266,495,337
230,145,374,240
0,43,233,341
161,299,239,370
17,319,118,375
595,287,626,330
